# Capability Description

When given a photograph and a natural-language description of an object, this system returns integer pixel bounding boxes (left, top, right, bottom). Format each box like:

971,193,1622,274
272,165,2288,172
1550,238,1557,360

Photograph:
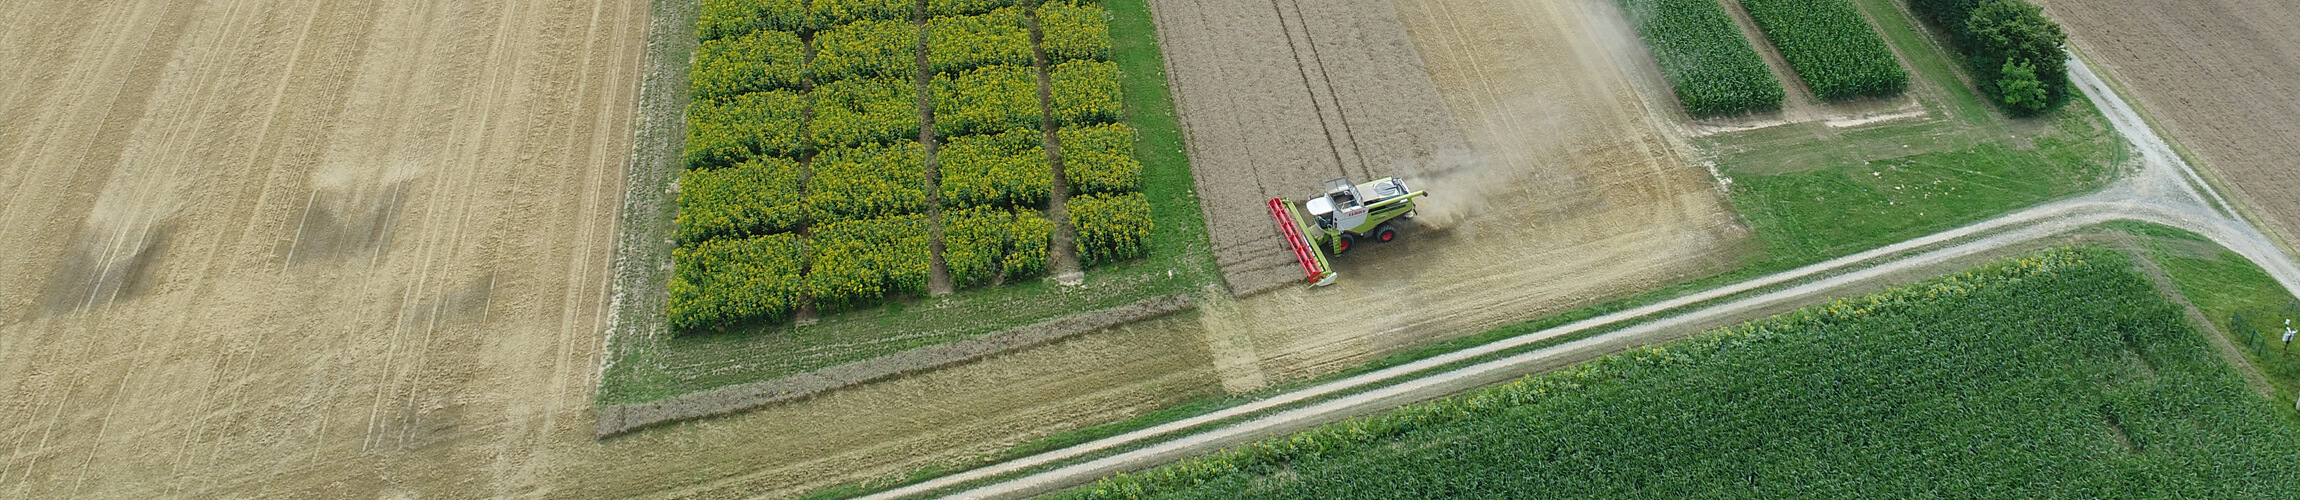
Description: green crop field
2114,222,2300,404
1059,248,2300,498
1740,0,1907,100
1704,0,2121,272
1614,0,1784,115
600,0,1217,405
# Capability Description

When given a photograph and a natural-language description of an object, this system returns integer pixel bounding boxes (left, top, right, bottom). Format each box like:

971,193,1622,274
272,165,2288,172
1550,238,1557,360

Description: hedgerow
928,0,1018,17
1038,1,1113,63
675,157,806,246
808,215,931,311
1006,210,1052,280
1615,0,1785,115
807,142,929,225
1049,60,1121,125
927,7,1034,76
811,76,921,148
814,19,920,83
932,65,1042,137
812,0,914,30
667,233,808,333
1741,0,1907,101
699,0,808,41
938,129,1049,209
1909,0,2069,116
684,90,806,170
1067,192,1151,265
690,29,806,103
1058,123,1140,195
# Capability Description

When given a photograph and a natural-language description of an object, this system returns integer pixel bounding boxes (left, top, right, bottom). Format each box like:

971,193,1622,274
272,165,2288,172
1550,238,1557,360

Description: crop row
1740,0,1908,101
943,206,1055,288
1615,0,1785,115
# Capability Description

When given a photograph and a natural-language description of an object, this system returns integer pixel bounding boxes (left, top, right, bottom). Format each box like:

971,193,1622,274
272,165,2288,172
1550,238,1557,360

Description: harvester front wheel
1375,225,1397,243
1333,234,1355,255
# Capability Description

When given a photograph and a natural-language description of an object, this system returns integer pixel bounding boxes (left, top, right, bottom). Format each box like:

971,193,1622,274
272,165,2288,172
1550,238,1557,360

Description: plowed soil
2040,0,2300,248
1156,0,1747,384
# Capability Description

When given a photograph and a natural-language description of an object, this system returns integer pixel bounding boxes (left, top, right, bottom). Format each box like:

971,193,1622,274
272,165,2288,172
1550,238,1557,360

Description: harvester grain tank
1267,177,1427,286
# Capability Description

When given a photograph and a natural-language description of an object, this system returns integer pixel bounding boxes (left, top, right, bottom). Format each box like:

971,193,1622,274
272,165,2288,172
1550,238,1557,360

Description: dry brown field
2041,0,2300,248
0,0,1744,497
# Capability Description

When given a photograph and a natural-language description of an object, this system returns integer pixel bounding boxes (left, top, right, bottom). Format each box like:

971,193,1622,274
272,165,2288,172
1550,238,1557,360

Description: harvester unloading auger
1268,177,1427,286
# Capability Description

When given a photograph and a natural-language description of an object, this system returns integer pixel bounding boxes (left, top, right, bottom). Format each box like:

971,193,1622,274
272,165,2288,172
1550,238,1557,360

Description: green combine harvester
1268,177,1428,286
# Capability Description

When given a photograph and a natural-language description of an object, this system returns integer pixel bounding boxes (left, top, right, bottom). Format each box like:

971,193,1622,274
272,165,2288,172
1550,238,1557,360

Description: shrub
1049,60,1121,125
684,90,806,170
1068,192,1151,265
667,233,808,333
932,65,1042,137
1960,0,2069,116
929,0,1020,20
690,29,806,103
939,129,1050,209
1006,210,1053,280
1615,0,1785,115
1995,59,2048,115
676,157,807,246
699,0,808,41
1038,1,1113,63
811,76,921,148
812,0,915,29
1058,123,1140,194
807,142,929,224
927,7,1034,75
1906,0,2068,115
942,206,1014,287
808,215,931,311
814,19,920,83
1739,0,1908,101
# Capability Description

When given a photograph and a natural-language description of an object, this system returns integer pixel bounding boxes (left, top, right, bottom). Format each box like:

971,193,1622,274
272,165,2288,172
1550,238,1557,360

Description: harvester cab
1267,176,1426,287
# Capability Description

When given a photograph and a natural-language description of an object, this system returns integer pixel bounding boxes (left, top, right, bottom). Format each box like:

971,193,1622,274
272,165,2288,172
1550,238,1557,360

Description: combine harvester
1268,177,1427,286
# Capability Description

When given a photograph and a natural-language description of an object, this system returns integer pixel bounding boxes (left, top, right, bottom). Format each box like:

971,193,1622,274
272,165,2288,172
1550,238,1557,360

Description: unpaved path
887,56,2300,500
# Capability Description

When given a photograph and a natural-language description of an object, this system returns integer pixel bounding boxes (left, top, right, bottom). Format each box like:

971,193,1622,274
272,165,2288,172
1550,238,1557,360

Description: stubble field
0,0,643,496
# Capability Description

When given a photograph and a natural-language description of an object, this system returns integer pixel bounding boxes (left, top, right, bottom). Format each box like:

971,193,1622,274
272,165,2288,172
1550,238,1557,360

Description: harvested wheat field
1157,0,1746,389
2040,0,2300,248
0,0,656,496
0,1,1223,498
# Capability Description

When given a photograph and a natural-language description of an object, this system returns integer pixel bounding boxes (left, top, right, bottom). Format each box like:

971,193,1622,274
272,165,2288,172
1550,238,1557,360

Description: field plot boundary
853,52,2300,500
597,293,1190,436
596,0,1220,415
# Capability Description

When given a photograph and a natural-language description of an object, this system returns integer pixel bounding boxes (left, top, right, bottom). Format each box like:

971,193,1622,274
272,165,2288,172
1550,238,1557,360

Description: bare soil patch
2041,0,2300,249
